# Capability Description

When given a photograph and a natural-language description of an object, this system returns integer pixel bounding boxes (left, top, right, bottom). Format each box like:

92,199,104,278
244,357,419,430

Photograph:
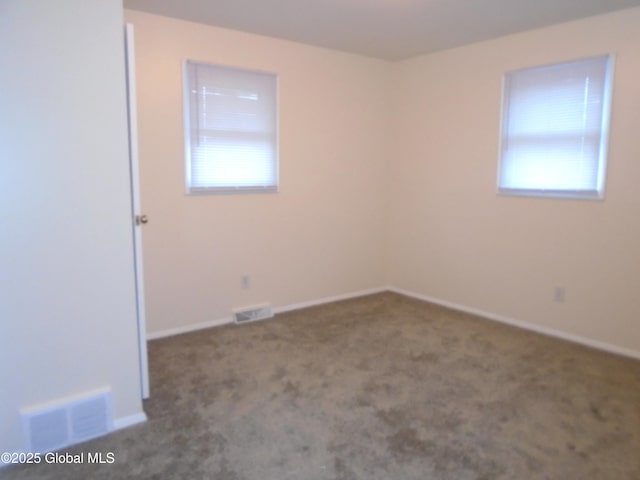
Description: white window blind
498,55,613,199
184,61,278,194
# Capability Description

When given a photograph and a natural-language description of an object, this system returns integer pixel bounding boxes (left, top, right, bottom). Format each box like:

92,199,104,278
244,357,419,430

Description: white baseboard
113,411,147,431
147,316,233,340
389,286,640,361
274,287,388,315
147,287,387,340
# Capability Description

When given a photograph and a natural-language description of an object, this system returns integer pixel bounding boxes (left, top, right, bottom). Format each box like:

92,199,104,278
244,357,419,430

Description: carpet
4,292,640,479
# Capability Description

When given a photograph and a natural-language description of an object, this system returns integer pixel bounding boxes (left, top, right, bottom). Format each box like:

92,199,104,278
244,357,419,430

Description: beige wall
126,7,640,355
389,8,640,352
0,0,144,453
124,11,390,335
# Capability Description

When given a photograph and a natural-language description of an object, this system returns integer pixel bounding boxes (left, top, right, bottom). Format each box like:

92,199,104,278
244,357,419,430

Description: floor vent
233,304,274,324
21,389,113,453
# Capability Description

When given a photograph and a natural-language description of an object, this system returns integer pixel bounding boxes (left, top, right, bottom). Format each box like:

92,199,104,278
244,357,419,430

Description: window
184,61,278,194
498,55,614,199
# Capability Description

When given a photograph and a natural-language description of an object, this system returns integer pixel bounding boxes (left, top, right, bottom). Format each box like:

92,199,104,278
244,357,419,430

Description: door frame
125,23,150,399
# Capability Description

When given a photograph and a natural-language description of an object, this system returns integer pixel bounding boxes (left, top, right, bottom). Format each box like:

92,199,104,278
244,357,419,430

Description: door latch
135,214,148,226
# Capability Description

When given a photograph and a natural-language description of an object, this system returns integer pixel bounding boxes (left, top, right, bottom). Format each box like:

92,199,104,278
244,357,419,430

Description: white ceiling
123,0,640,60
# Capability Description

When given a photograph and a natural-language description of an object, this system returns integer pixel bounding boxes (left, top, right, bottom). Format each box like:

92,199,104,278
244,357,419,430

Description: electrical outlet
241,275,251,289
554,287,565,303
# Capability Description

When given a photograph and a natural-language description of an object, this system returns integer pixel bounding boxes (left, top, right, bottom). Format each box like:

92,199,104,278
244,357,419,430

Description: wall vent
233,304,274,324
21,389,113,453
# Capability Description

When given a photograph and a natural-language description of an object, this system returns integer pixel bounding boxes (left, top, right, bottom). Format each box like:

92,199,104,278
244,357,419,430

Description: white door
125,23,150,399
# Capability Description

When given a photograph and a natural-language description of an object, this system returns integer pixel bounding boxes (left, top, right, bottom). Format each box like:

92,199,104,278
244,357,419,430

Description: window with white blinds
184,61,278,194
498,55,614,199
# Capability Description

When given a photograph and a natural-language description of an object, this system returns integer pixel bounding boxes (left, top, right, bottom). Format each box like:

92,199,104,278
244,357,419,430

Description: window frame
496,54,615,201
183,60,280,195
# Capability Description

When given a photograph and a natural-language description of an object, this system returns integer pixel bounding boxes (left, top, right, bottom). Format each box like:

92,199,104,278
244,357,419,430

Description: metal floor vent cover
21,389,113,453
233,304,274,324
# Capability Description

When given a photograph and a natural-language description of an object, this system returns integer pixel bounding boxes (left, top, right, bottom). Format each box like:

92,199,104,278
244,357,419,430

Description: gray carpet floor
4,292,640,479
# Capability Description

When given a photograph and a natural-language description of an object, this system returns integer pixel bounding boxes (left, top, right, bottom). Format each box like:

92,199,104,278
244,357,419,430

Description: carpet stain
213,458,244,480
590,402,606,422
375,407,407,427
334,457,357,480
410,351,440,363
386,427,435,459
283,380,301,397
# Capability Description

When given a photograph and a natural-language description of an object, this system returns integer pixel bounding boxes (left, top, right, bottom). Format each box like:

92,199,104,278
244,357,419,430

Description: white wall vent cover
21,388,113,453
233,304,274,324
